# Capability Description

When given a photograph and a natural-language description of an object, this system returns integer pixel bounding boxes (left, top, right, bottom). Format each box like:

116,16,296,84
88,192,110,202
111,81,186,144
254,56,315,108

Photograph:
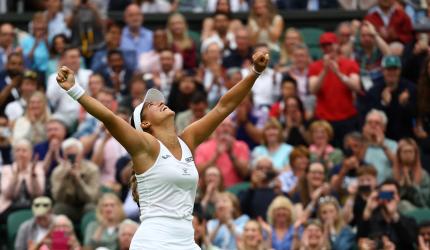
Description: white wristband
251,64,263,75
66,83,85,100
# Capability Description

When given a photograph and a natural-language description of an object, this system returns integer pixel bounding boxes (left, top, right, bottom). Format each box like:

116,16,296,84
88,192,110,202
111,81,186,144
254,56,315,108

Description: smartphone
358,185,372,194
264,171,278,182
378,191,394,201
67,154,77,165
51,230,69,250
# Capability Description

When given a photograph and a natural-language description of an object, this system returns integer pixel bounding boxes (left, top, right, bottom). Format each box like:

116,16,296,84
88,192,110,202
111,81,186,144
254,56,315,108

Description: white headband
132,88,165,132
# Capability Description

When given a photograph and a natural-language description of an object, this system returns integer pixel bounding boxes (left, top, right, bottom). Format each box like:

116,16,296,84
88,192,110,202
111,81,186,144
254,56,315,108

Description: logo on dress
161,155,171,159
185,156,194,163
182,167,190,176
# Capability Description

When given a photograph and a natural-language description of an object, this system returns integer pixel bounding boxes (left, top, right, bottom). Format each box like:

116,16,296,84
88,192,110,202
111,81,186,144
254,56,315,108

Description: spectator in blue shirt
120,3,153,64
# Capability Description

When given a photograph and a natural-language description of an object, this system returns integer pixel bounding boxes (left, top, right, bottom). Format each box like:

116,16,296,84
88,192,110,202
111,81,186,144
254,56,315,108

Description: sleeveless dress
130,137,201,250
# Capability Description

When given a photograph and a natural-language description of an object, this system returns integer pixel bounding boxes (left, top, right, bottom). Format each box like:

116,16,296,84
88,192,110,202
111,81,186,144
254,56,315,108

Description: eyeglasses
24,70,38,80
33,203,50,208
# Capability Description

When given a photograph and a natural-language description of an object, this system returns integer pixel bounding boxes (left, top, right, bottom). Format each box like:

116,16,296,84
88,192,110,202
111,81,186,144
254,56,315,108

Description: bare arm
0,76,20,106
180,50,269,151
268,16,284,43
309,69,328,94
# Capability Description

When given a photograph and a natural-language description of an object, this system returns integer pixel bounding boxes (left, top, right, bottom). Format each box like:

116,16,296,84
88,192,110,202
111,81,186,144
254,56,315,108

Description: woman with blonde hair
393,138,430,212
247,0,284,51
84,193,126,250
167,12,197,69
252,118,293,170
12,91,50,145
308,120,343,170
317,196,355,250
207,192,250,250
199,166,225,218
279,28,303,66
238,220,272,250
264,196,301,250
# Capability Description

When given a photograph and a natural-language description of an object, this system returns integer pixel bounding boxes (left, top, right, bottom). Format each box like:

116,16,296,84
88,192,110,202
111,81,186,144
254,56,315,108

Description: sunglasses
33,203,50,208
24,70,38,80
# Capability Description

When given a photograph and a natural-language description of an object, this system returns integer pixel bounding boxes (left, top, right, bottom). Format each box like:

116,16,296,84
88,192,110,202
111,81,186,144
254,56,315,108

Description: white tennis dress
130,138,201,250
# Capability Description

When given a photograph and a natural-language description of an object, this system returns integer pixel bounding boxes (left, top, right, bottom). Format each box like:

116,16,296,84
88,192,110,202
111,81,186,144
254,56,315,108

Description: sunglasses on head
33,203,50,208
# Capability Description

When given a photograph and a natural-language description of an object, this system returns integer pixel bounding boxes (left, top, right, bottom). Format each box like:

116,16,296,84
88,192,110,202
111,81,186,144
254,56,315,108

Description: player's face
142,101,175,127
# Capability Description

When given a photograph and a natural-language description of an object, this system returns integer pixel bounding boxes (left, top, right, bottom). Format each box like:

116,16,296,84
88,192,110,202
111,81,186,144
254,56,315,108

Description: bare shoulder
131,132,161,174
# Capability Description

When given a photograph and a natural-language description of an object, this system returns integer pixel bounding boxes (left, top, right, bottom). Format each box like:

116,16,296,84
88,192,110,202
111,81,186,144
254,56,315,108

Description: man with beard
0,52,25,115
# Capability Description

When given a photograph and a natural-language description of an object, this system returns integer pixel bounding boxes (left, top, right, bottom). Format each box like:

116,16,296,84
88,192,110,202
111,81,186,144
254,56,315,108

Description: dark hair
357,165,378,177
8,51,23,61
417,56,430,118
419,220,430,230
62,46,81,57
213,10,231,20
378,178,400,192
281,73,297,88
106,20,121,32
107,49,123,59
98,87,115,98
190,92,208,104
284,96,305,118
50,34,69,57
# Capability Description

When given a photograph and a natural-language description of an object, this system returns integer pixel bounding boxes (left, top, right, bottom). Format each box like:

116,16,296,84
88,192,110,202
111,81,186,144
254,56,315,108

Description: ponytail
129,169,140,206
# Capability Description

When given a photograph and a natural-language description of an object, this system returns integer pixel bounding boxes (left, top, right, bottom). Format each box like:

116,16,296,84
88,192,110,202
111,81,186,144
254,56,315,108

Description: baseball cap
32,196,52,217
319,32,338,45
381,55,401,68
132,88,165,132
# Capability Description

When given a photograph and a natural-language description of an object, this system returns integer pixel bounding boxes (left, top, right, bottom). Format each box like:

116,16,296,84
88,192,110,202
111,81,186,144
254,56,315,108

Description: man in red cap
308,32,361,146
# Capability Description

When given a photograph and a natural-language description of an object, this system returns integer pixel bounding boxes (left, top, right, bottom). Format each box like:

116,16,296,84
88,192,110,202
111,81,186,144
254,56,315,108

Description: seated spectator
418,221,430,250
51,138,100,222
14,196,55,250
393,138,430,212
199,166,224,218
362,109,397,183
222,27,253,69
279,28,304,67
5,70,39,122
269,75,298,123
118,219,139,250
95,49,133,95
119,74,147,110
357,179,417,250
416,56,430,172
0,52,25,116
280,96,309,147
279,146,310,194
338,0,376,10
137,28,182,75
206,0,248,13
20,12,49,74
364,55,417,140
12,91,50,145
364,0,413,44
135,0,171,13
152,49,182,97
44,0,70,42
46,34,69,78
0,23,18,71
265,196,302,250
207,192,250,250
0,115,12,165
167,12,197,70
317,196,355,250
167,71,206,113
33,214,81,250
343,166,378,227
252,118,293,170
34,115,67,175
291,220,331,250
247,0,284,52
84,193,126,250
237,220,271,250
196,118,250,188
193,207,221,250
239,157,280,219
203,11,236,51
176,92,209,133
86,73,106,99
0,138,45,223
46,47,92,128
308,120,343,170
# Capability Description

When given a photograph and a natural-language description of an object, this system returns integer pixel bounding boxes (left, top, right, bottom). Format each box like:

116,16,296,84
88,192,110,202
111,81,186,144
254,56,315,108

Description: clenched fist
252,48,270,73
56,66,76,90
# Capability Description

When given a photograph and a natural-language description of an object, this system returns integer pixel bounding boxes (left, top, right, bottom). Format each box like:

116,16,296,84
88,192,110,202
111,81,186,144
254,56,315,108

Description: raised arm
180,50,270,151
56,67,151,157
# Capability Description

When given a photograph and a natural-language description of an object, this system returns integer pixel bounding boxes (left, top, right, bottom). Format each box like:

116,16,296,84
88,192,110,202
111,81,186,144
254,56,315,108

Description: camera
378,191,394,201
264,171,278,182
67,154,77,165
358,185,372,194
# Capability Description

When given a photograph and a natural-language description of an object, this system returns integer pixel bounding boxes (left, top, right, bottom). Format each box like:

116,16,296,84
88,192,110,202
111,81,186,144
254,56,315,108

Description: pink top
195,138,250,188
94,137,127,184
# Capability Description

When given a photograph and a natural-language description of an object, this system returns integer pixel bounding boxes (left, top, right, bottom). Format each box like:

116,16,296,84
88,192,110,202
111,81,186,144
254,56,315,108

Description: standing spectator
279,28,304,67
118,219,139,250
206,0,248,13
238,220,272,250
393,138,430,212
362,109,397,183
0,23,17,71
20,12,49,74
14,197,55,250
84,193,126,250
239,157,280,219
357,179,417,250
223,27,253,69
252,118,293,170
199,166,224,218
0,115,12,165
203,11,236,51
12,91,50,145
279,146,310,194
309,32,361,147
44,0,70,41
416,56,430,171
120,3,153,64
291,220,331,250
247,0,284,52
51,138,100,222
308,120,344,171
167,12,197,70
0,139,45,224
336,22,354,59
46,47,92,127
364,0,413,44
280,96,309,147
317,196,355,250
195,118,250,188
365,55,417,140
136,0,171,13
46,34,69,77
0,52,25,116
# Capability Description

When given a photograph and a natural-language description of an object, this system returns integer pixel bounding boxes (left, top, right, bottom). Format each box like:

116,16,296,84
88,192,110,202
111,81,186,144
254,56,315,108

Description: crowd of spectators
0,0,430,249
